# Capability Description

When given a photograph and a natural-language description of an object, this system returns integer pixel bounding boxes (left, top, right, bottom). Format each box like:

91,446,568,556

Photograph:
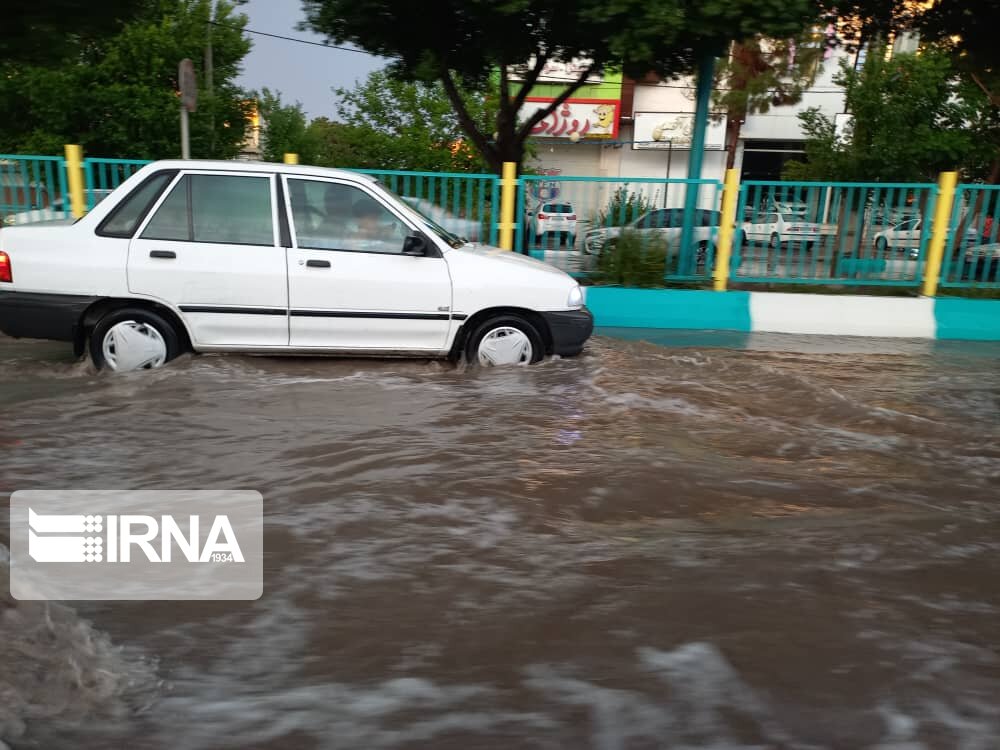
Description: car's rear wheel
464,314,545,367
89,307,181,372
875,236,888,254
769,233,781,249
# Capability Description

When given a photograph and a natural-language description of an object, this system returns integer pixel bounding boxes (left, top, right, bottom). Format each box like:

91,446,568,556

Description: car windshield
396,195,466,248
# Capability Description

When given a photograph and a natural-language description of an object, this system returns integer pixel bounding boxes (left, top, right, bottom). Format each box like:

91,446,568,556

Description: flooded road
2,332,999,749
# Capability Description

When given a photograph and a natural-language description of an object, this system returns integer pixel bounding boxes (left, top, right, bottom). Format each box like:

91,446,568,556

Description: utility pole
205,1,216,156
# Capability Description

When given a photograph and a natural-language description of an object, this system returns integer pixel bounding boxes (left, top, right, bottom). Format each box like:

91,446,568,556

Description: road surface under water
1,332,999,750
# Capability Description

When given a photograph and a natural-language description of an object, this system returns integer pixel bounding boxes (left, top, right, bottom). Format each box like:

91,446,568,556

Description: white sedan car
741,209,838,249
525,202,577,245
0,161,592,371
872,217,978,257
584,208,721,265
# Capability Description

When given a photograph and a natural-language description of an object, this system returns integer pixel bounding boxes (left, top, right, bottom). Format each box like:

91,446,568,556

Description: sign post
179,59,198,160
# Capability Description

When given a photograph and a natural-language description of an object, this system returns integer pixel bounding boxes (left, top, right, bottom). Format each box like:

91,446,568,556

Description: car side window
141,176,190,241
98,172,175,237
287,179,409,255
141,174,274,245
767,213,779,223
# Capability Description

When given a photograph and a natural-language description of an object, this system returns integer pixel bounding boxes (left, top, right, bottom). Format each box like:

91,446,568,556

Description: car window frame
95,169,179,239
280,174,432,257
134,169,280,248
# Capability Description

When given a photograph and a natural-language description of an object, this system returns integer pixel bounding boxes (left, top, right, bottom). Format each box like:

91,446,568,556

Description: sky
234,0,385,120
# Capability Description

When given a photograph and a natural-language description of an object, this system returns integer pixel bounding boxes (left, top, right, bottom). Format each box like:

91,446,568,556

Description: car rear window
542,204,572,213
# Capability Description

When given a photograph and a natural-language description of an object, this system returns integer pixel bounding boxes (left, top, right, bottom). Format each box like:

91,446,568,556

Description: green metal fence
731,180,938,287
4,150,999,294
0,155,68,224
516,175,722,281
84,158,151,209
351,169,499,246
941,184,1000,288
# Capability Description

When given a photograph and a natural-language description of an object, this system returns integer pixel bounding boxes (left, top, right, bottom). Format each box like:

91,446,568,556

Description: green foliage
256,72,497,172
3,0,149,66
0,0,253,159
592,231,668,288
327,70,497,172
301,0,823,172
784,47,984,182
595,187,655,228
256,89,320,164
713,34,825,166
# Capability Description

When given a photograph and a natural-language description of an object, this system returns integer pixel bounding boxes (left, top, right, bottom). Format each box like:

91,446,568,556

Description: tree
257,72,497,172
714,33,825,169
256,89,322,163
0,0,253,159
327,70,496,172
784,46,979,182
301,0,823,173
3,0,150,65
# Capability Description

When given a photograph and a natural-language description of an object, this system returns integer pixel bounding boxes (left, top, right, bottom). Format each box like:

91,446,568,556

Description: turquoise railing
84,158,152,209
350,169,499,246
516,174,722,280
3,151,998,292
941,184,1000,288
0,154,69,221
731,180,938,287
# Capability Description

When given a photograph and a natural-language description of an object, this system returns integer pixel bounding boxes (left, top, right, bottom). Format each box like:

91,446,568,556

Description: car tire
769,233,781,249
464,314,545,367
89,307,181,372
875,237,888,254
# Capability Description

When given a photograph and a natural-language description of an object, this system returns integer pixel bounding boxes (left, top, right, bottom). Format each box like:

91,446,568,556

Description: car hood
450,243,574,278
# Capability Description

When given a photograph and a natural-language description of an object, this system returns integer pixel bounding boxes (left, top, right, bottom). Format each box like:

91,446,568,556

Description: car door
127,171,288,347
282,176,453,351
745,212,770,241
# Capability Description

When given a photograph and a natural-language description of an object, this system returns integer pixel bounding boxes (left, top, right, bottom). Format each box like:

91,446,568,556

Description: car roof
141,159,372,182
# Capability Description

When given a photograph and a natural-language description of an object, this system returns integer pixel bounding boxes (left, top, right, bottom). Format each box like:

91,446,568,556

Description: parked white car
0,161,592,371
585,207,721,264
400,196,482,243
741,209,838,249
525,201,577,245
872,217,978,257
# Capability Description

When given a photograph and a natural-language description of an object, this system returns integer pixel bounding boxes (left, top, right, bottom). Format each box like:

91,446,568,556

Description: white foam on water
0,551,160,746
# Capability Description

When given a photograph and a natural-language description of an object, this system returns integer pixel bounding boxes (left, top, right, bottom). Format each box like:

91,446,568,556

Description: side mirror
402,232,429,256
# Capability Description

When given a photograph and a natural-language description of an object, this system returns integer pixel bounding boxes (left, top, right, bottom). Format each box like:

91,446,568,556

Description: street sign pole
180,107,191,159
178,58,198,159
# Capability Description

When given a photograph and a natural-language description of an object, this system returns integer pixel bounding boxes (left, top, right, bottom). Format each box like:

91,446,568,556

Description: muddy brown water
1,332,999,750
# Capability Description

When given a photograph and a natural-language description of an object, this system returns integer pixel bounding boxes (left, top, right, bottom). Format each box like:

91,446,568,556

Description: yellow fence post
921,171,958,297
64,144,86,219
283,153,299,165
713,168,741,292
498,162,518,250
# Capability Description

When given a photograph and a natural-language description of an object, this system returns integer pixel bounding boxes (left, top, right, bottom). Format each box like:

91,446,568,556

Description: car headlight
2,215,14,226
567,285,584,309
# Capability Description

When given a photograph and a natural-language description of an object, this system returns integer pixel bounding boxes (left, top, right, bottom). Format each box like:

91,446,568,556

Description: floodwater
1,331,999,750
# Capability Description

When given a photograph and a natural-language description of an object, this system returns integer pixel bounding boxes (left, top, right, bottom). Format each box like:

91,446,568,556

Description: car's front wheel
89,307,181,372
464,314,545,367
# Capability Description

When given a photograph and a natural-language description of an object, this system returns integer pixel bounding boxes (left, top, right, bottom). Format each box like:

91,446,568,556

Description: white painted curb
749,292,936,338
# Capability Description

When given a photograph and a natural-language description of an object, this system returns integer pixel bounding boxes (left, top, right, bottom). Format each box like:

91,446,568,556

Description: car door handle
149,250,176,259
306,259,331,268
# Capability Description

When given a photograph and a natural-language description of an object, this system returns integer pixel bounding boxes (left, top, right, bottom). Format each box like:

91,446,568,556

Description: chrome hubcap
477,327,532,366
102,321,167,372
